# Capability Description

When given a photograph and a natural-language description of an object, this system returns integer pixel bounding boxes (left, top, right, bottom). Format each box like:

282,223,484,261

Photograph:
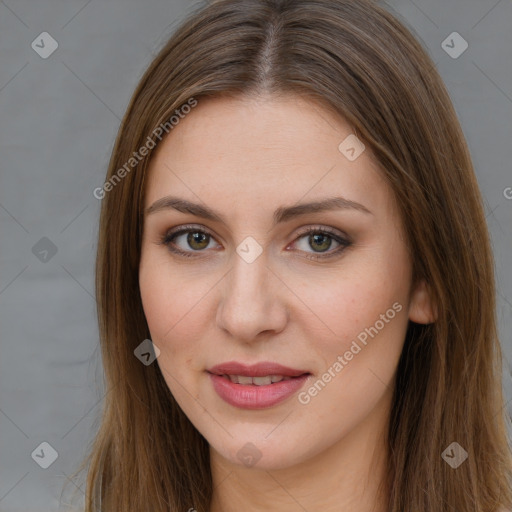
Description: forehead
144,94,395,221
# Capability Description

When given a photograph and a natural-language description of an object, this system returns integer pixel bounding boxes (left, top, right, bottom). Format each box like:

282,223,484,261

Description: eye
158,224,220,258
290,226,351,260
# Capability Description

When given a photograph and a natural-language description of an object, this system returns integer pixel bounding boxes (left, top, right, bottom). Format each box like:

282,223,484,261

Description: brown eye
308,233,333,252
186,231,210,250
159,225,220,258
291,227,352,261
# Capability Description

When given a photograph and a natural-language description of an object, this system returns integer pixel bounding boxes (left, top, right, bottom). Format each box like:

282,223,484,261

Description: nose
216,247,288,343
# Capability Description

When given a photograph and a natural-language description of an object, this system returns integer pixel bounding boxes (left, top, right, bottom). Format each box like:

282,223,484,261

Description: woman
70,0,512,510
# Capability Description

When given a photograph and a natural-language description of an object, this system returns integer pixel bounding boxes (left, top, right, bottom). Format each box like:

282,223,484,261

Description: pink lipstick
207,361,311,409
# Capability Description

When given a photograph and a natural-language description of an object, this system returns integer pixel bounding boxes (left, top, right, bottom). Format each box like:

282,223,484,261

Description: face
139,94,433,471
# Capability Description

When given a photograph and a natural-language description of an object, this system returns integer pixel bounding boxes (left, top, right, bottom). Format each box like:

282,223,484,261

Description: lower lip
208,373,310,409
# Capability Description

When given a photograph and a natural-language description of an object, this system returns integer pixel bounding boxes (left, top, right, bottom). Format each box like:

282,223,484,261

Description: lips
207,361,311,409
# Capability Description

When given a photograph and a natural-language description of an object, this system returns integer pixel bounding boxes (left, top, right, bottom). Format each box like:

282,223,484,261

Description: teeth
223,374,293,385
253,376,272,386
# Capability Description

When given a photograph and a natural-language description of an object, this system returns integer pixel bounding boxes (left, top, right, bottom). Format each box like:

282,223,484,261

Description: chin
209,431,319,472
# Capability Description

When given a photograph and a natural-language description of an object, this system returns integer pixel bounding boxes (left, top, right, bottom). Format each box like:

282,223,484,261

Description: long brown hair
67,0,512,510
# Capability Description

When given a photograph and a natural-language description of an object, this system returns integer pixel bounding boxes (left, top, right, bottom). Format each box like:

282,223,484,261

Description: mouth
207,360,310,379
206,361,312,409
212,374,308,385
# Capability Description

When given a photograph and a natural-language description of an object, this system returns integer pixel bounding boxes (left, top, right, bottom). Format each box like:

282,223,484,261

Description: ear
408,279,437,324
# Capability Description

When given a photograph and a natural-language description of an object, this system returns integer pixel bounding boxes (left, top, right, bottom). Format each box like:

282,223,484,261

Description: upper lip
207,361,310,378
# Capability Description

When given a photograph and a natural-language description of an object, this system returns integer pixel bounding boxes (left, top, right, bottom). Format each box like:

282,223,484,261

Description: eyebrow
145,195,373,225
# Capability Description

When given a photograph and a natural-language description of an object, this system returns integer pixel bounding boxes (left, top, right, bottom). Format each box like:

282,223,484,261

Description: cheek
293,270,409,437
138,252,212,359
288,242,412,405
293,264,409,351
139,254,212,405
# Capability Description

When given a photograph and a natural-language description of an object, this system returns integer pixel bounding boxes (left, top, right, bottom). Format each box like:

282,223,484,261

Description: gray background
0,0,511,510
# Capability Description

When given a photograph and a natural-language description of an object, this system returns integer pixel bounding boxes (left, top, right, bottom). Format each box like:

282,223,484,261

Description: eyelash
157,224,352,261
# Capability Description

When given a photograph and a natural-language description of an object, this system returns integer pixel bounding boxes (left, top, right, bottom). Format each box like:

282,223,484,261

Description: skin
139,94,435,512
